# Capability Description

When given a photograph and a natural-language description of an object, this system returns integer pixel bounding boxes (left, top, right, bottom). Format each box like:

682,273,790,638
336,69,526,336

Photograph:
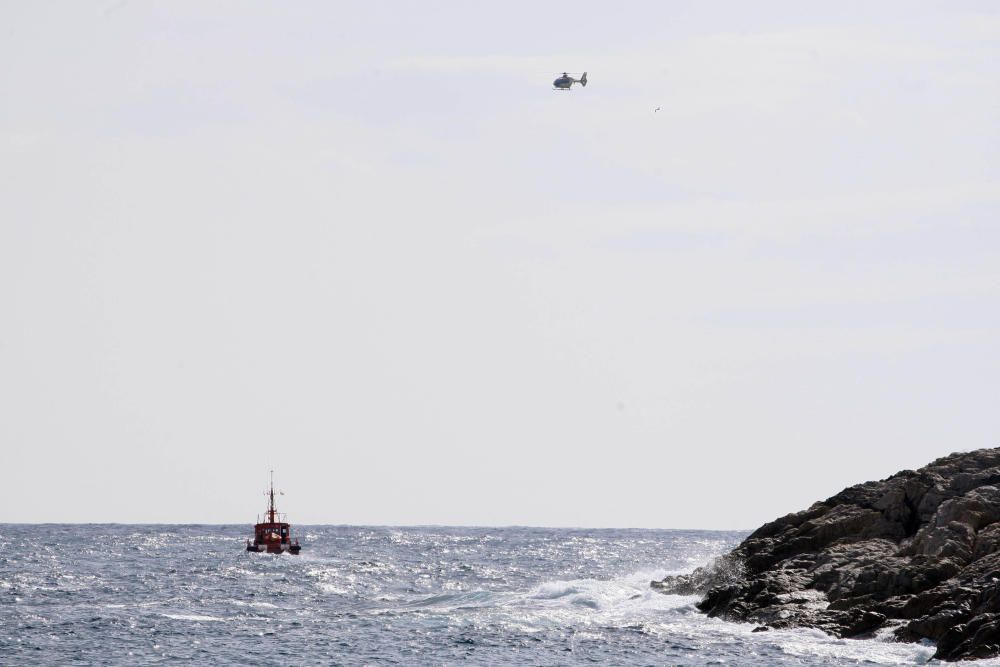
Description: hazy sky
3,1,999,527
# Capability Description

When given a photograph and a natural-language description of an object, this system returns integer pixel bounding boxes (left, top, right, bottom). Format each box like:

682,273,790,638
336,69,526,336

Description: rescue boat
246,472,302,554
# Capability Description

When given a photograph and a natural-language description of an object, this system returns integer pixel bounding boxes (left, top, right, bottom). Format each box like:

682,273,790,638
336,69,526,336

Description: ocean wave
6,524,963,665
161,613,225,622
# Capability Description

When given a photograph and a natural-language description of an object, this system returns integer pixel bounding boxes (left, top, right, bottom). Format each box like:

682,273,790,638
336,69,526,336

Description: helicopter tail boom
580,72,587,87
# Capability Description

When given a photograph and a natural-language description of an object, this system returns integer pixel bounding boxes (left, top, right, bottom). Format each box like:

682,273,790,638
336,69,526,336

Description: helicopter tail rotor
580,72,587,87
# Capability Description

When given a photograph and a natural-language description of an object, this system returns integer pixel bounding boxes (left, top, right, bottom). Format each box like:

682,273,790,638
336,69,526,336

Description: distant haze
2,2,998,527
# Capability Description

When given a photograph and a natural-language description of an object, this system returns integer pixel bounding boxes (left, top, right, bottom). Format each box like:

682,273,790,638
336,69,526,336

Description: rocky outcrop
652,448,1000,661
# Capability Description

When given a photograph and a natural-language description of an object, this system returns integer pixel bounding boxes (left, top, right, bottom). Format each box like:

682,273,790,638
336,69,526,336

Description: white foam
162,613,225,622
524,569,701,618
481,568,964,666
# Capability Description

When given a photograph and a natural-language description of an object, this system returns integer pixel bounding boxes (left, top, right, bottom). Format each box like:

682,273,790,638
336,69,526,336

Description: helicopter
552,71,587,90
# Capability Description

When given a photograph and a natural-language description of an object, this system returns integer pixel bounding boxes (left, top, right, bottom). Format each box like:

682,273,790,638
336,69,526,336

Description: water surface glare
0,525,972,665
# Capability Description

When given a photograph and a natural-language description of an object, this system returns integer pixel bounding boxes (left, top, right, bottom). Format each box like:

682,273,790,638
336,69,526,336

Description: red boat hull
246,538,301,554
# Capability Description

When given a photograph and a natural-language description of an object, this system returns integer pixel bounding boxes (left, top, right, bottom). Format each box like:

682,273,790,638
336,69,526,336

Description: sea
0,524,983,666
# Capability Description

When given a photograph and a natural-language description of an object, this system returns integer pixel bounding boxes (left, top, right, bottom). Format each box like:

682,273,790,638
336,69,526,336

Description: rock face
652,448,1000,661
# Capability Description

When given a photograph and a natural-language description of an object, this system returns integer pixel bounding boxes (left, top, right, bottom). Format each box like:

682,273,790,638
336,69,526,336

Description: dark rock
651,447,1000,661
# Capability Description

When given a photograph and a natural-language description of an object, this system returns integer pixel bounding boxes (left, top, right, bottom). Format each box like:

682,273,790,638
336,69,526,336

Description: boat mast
267,469,277,523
